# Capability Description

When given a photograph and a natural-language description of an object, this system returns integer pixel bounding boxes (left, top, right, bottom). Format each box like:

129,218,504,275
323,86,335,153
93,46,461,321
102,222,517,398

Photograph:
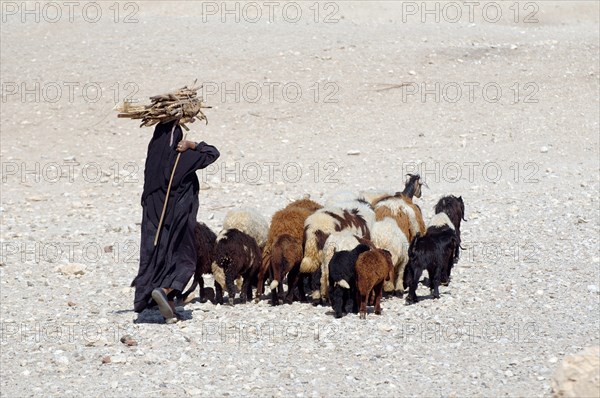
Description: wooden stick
154,131,187,246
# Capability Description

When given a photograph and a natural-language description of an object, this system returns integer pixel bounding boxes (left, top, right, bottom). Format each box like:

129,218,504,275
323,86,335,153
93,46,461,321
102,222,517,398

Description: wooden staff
154,130,187,246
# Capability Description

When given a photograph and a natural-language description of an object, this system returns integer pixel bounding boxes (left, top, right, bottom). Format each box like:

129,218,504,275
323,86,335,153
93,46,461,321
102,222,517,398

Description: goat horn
421,180,429,189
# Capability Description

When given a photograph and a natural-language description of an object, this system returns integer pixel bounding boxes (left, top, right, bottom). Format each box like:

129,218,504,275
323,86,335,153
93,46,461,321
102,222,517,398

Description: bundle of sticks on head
116,80,209,130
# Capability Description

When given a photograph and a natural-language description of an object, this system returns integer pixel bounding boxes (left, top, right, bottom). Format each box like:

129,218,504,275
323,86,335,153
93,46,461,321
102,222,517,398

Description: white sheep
371,217,410,296
222,208,269,249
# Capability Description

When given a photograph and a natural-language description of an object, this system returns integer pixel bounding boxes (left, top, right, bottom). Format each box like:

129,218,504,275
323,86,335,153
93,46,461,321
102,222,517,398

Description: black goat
328,244,371,318
180,222,217,303
213,228,261,305
433,195,466,262
403,229,457,304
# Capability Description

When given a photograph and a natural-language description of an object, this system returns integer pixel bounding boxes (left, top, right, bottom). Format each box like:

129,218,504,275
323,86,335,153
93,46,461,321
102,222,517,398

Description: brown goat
256,198,322,302
355,249,394,319
269,234,303,305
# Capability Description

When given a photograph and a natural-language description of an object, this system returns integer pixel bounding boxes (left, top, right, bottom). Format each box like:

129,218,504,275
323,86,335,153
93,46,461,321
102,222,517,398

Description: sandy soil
1,1,599,397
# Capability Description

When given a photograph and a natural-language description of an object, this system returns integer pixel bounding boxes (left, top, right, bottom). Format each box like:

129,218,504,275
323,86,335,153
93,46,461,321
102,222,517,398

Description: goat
328,244,371,318
180,221,217,304
403,229,457,304
433,195,466,263
355,248,394,319
213,228,261,305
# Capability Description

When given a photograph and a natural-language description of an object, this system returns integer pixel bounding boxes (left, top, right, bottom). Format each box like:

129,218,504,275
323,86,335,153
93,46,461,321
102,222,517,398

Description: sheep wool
318,230,363,300
301,205,372,274
371,217,409,294
429,212,455,230
223,208,269,249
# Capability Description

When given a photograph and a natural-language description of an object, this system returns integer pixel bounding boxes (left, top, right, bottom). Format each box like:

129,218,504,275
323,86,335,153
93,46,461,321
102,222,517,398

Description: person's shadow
131,307,194,324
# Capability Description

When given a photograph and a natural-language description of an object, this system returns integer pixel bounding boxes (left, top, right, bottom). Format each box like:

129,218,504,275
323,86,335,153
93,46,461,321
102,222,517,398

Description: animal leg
430,266,441,299
198,276,206,303
215,281,224,305
284,265,300,304
225,268,237,306
395,263,406,297
374,283,384,315
359,292,367,319
407,267,422,304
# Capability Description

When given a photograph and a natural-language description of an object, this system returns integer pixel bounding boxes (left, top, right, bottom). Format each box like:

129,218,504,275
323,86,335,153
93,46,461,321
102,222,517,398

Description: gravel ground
1,1,599,397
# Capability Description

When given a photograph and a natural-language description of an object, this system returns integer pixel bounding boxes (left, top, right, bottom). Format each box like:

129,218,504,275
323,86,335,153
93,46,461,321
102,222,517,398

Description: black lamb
328,244,371,318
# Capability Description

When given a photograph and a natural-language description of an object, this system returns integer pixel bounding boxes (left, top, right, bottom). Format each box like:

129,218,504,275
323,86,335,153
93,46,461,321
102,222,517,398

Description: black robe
132,120,220,313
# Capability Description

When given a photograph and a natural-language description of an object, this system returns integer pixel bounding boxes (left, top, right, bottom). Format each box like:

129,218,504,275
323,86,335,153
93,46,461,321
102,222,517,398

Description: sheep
212,228,262,305
255,198,322,303
355,248,394,319
403,229,457,304
327,244,371,318
433,195,466,263
298,200,374,301
179,221,217,304
317,231,369,302
370,217,410,297
372,174,427,242
287,197,324,212
222,208,269,249
359,190,394,207
268,234,303,306
301,201,374,274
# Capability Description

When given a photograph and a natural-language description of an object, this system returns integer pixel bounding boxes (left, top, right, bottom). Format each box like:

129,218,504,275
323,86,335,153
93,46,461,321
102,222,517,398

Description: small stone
587,285,599,293
347,150,361,156
536,290,544,295
408,70,416,75
67,301,77,307
57,263,86,276
540,146,549,153
104,245,113,253
505,370,514,377
120,335,138,346
101,355,111,364
550,357,558,364
510,44,518,50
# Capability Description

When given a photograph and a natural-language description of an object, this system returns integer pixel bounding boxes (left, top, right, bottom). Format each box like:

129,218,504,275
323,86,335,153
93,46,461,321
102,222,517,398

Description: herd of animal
178,174,467,319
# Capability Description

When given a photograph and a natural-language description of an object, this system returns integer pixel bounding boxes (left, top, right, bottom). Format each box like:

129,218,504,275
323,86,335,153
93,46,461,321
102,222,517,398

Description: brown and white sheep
255,198,322,303
355,248,394,319
301,200,374,275
373,175,426,242
298,199,374,302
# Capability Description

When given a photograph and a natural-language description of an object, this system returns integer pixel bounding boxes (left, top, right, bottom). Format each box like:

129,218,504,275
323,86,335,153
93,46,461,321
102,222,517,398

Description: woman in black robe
132,120,220,322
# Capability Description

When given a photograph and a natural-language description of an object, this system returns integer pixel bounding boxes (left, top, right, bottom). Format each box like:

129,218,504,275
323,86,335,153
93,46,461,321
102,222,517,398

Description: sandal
151,288,174,321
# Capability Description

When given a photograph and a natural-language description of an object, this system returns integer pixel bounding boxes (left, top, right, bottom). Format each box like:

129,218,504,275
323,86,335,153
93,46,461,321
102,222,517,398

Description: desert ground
1,1,599,397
